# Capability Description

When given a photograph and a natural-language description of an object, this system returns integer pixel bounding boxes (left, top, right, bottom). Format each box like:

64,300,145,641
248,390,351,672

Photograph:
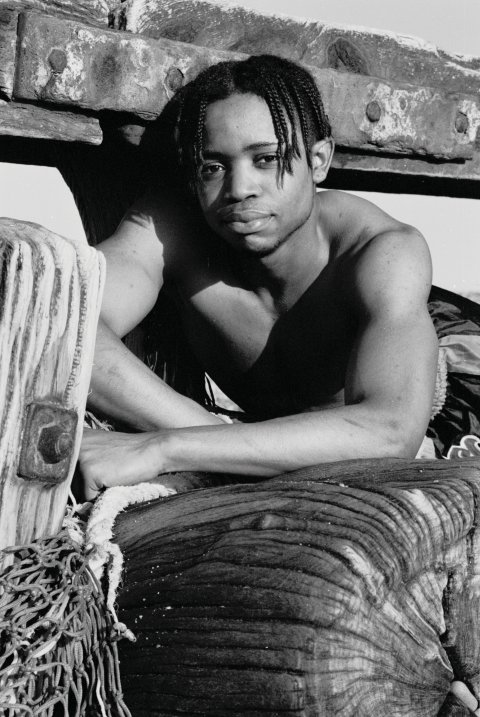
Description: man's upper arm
345,226,439,453
97,193,168,338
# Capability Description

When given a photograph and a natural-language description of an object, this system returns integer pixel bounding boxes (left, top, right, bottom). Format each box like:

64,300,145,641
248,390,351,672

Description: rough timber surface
12,11,477,160
0,0,114,27
0,1,478,187
114,458,480,716
115,0,480,95
0,219,104,556
110,0,480,188
0,100,102,143
0,6,18,98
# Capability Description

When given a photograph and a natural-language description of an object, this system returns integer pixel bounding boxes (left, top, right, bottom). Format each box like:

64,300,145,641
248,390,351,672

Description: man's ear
310,138,335,184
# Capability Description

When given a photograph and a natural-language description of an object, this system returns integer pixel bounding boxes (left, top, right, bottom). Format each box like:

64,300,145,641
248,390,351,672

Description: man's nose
225,164,260,201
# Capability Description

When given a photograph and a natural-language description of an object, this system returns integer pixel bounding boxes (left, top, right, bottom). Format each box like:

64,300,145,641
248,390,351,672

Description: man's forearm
80,401,423,499
89,320,223,430
158,403,419,476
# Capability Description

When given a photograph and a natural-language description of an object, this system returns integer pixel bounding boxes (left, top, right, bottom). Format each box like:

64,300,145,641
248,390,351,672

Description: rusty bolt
37,425,73,464
366,100,382,122
166,66,184,93
455,111,469,134
48,49,67,74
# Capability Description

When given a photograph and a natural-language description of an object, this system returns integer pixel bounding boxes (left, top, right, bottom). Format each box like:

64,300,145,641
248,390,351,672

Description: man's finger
450,681,480,715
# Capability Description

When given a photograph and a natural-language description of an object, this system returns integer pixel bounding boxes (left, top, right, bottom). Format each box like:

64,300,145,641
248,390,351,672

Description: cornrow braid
289,82,314,164
169,54,331,193
273,75,302,167
193,97,208,190
263,83,292,176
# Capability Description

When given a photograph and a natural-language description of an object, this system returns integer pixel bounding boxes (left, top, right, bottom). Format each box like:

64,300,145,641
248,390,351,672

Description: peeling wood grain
0,7,18,98
327,149,480,198
14,11,240,119
0,99,102,143
114,0,480,96
0,219,104,557
12,12,480,160
0,0,114,27
113,459,480,715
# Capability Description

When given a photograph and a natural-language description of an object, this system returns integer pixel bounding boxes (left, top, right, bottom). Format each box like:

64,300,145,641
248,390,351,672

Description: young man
79,55,438,500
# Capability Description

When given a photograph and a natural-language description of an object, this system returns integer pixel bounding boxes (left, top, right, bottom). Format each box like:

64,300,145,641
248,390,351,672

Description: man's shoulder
351,226,432,315
316,190,431,309
124,188,196,235
111,188,208,265
316,189,427,262
316,189,406,240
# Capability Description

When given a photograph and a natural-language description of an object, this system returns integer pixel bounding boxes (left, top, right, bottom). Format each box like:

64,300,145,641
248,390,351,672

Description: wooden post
0,218,104,559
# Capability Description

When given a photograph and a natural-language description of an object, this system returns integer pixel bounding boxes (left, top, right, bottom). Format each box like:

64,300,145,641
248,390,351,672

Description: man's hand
78,428,164,501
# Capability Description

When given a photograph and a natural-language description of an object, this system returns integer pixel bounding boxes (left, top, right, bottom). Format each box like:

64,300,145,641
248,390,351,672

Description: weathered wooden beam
1,0,479,190
114,458,480,715
326,150,480,199
0,99,103,142
0,0,114,30
13,12,238,118
0,219,104,558
0,0,117,95
0,6,18,98
107,0,480,189
114,0,480,97
10,11,480,160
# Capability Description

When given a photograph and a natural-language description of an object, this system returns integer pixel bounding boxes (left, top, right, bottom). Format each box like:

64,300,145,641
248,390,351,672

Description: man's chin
225,234,282,257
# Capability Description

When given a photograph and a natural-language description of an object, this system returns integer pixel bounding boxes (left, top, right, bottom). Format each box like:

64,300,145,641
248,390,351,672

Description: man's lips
217,207,273,233
219,208,272,222
224,216,273,234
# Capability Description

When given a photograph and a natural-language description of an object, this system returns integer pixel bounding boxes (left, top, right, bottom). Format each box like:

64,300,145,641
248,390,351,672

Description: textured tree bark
0,219,104,559
113,459,480,716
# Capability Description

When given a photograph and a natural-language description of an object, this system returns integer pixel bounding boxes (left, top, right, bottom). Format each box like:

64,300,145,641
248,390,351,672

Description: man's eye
200,163,224,177
257,154,279,165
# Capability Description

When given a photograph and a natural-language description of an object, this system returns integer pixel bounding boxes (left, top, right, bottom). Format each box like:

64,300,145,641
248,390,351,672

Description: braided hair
172,54,331,194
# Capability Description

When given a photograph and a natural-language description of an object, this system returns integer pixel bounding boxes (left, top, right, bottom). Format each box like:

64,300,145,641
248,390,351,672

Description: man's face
195,92,318,257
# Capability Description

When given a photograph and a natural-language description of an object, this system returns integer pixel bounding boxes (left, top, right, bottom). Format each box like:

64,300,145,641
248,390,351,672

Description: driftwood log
0,219,104,557
112,459,480,716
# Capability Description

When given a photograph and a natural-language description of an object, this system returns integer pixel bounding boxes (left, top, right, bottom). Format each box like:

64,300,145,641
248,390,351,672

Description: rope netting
0,528,132,717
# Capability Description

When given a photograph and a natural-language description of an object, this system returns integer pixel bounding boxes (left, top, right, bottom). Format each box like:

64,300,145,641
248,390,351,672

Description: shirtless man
79,54,438,500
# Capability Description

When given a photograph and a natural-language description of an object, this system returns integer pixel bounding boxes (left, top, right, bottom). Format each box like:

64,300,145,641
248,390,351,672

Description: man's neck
236,212,330,314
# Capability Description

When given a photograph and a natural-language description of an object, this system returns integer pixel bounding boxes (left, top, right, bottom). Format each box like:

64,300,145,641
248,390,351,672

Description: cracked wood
11,11,480,160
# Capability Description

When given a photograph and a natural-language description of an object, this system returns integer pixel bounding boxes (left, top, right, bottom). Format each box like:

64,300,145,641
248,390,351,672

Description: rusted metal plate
17,401,78,484
0,99,102,143
12,11,480,160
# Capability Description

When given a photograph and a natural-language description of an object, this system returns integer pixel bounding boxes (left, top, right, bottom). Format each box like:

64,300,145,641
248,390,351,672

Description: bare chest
167,270,356,417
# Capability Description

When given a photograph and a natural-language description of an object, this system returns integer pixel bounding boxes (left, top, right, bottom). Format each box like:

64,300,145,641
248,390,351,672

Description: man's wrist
149,429,183,475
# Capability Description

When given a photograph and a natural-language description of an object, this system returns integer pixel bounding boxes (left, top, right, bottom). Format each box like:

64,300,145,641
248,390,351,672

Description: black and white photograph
1,0,480,714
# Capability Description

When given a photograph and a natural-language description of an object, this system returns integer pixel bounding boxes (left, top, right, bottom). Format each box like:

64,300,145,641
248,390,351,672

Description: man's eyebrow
244,142,279,151
202,142,279,158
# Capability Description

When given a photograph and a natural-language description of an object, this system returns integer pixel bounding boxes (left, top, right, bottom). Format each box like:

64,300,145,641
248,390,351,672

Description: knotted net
0,528,132,716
